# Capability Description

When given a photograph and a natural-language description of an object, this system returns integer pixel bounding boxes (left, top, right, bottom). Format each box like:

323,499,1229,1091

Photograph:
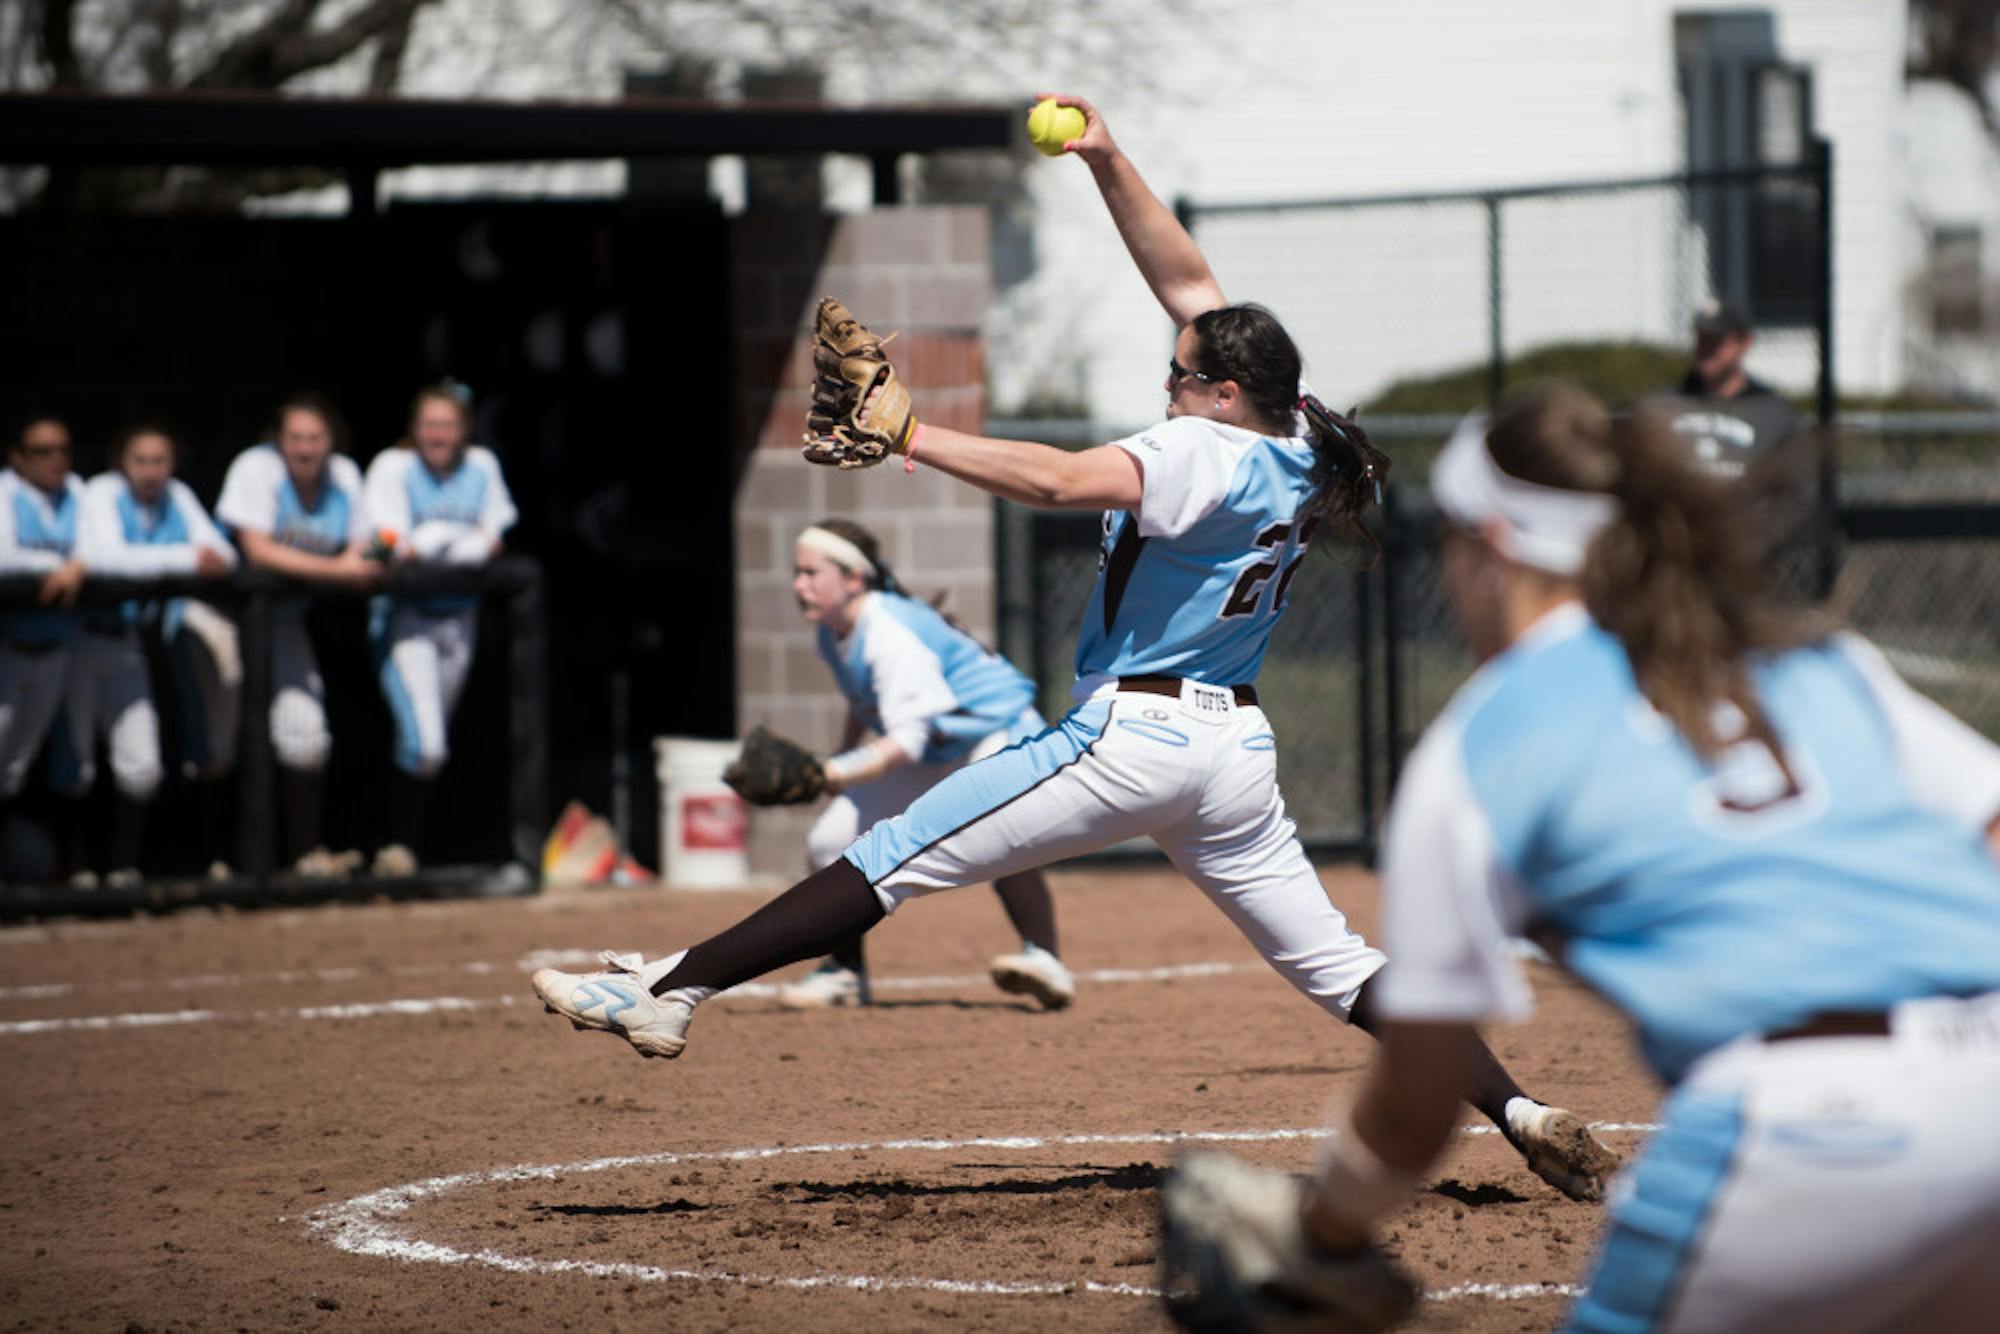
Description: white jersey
363,445,516,565
77,473,236,577
215,445,370,556
1372,602,2000,1083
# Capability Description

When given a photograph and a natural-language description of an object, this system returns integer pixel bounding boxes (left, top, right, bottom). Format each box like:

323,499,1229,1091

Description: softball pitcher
1158,389,2000,1334
215,394,379,877
69,425,237,885
770,518,1070,1011
532,95,1614,1203
1,416,88,879
362,383,517,877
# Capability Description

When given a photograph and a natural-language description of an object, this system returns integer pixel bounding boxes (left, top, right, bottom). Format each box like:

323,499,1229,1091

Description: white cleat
1507,1101,1621,1202
776,962,869,1010
989,943,1075,1011
531,952,696,1059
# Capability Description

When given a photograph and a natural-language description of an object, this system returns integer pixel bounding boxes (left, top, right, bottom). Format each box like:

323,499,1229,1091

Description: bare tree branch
188,0,438,91
366,5,415,96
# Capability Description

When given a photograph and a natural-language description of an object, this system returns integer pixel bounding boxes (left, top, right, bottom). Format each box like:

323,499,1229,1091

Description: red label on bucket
682,793,748,850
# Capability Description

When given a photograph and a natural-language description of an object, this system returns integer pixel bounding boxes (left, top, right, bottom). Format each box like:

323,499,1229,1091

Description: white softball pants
61,631,163,801
842,681,1386,1018
271,613,330,772
168,599,241,780
1573,991,2000,1333
0,645,68,799
375,604,477,778
806,711,1039,869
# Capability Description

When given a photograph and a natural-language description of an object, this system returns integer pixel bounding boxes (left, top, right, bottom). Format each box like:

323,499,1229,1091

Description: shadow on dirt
780,1161,1165,1202
529,1197,714,1218
1429,1179,1529,1206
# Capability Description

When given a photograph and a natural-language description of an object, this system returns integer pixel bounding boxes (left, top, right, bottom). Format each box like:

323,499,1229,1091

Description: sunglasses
1168,357,1223,385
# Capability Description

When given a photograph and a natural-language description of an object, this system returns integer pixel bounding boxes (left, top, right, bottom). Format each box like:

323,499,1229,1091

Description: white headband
796,526,878,581
1430,413,1617,576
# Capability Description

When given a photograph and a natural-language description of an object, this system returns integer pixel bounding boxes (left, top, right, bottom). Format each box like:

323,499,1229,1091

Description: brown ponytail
1487,386,1825,766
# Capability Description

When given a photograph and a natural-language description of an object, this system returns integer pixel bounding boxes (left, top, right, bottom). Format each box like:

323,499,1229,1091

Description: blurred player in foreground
216,393,379,877
73,424,238,884
363,382,517,878
753,517,1070,1010
531,94,1614,1202
1157,387,2000,1333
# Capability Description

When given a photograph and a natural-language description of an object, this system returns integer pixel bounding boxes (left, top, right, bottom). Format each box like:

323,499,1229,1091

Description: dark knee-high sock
1348,978,1528,1130
993,868,1058,955
384,768,433,854
188,777,235,869
107,795,148,873
654,858,885,997
53,796,91,880
279,766,325,863
827,935,867,975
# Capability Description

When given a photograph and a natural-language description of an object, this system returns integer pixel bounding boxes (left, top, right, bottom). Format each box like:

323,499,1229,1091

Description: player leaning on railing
530,93,1617,1205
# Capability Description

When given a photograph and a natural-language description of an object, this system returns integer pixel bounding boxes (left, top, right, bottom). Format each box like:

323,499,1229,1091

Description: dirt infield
0,865,1659,1331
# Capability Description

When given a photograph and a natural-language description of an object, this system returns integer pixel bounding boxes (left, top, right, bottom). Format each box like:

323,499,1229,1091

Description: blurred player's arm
1062,93,1227,326
1304,1022,1480,1250
822,622,956,792
1305,723,1541,1246
1835,633,2000,857
235,528,380,588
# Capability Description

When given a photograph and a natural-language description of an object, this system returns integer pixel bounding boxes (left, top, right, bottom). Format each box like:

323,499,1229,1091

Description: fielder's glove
722,726,828,806
802,296,918,469
1158,1152,1419,1334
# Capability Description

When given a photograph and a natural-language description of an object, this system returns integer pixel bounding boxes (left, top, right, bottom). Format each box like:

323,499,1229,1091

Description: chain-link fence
1176,158,1830,424
995,155,2000,858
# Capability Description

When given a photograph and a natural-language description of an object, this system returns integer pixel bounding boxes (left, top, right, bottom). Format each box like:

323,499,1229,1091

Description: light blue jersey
0,468,85,646
819,591,1038,765
214,445,371,560
1076,415,1322,685
1376,604,2000,1083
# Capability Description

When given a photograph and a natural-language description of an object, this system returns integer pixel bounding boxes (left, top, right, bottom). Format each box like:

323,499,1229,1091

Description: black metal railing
0,558,546,914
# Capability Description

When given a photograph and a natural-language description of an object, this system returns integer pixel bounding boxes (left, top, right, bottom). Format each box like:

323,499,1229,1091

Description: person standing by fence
70,424,237,885
361,382,517,878
215,393,380,878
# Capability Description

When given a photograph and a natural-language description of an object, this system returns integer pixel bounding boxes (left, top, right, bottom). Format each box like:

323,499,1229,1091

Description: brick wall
731,207,993,881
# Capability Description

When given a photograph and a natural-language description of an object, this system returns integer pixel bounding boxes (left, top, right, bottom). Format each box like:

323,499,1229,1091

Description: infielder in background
756,517,1071,1011
69,425,238,885
532,94,1615,1203
216,394,380,878
362,382,517,878
0,416,88,881
1157,387,2000,1334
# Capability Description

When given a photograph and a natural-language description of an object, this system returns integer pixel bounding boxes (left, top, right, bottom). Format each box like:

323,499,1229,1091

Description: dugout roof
0,90,1017,204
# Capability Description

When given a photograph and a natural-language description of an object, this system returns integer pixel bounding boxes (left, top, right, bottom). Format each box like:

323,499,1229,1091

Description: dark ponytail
1186,305,1390,558
1298,394,1390,558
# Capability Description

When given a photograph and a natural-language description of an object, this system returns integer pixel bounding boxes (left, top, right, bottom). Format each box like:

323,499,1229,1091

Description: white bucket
653,737,750,889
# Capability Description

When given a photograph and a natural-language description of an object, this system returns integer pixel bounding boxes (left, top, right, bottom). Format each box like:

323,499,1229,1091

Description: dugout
0,90,1014,899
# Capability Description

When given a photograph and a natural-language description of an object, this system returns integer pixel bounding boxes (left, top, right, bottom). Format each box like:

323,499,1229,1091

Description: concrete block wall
731,207,994,881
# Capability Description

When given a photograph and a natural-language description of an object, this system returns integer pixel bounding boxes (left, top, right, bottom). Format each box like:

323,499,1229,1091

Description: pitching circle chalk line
304,1123,1656,1305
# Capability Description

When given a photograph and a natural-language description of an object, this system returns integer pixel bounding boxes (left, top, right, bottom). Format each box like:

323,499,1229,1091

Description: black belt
1767,1011,1891,1043
1118,675,1259,708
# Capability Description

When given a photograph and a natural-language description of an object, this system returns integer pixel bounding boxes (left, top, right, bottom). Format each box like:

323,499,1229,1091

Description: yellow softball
1026,99,1087,157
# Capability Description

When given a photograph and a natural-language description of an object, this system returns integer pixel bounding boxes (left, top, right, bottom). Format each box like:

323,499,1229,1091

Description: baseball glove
722,726,827,806
802,296,918,469
1158,1152,1419,1334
